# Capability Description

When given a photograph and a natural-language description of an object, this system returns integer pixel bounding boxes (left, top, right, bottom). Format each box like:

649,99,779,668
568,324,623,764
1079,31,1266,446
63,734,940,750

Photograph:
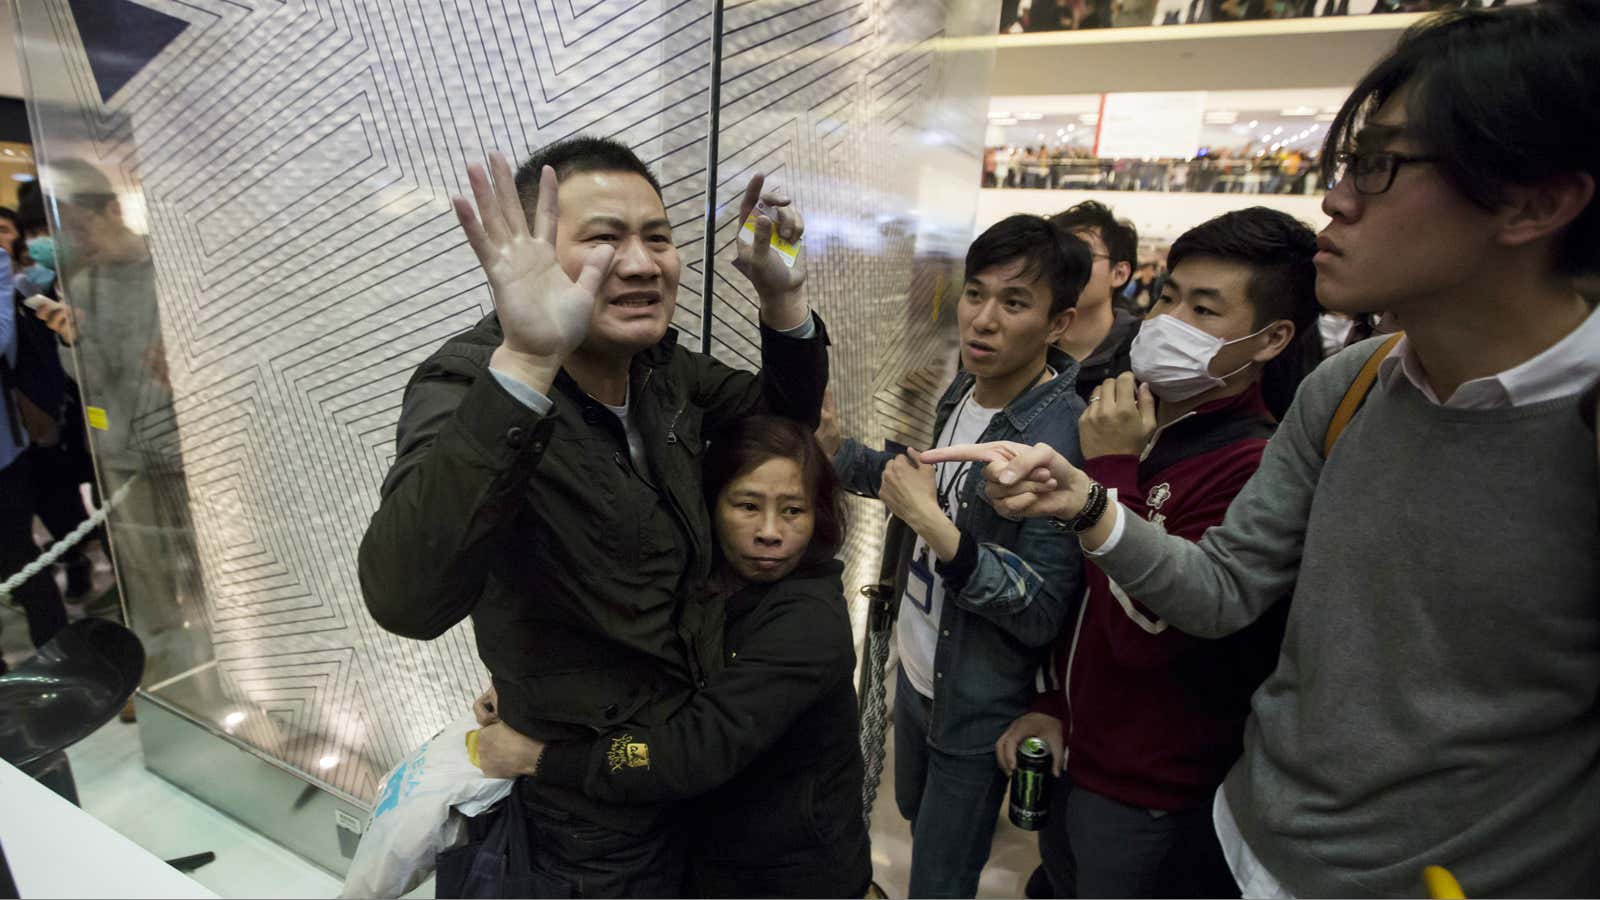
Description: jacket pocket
804,760,864,846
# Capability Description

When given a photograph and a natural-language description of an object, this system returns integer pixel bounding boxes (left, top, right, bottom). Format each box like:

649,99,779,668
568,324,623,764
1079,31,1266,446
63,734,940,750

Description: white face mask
1131,314,1271,402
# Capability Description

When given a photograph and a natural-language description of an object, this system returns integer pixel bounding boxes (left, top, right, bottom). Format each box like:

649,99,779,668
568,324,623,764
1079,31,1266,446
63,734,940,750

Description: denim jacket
835,347,1086,755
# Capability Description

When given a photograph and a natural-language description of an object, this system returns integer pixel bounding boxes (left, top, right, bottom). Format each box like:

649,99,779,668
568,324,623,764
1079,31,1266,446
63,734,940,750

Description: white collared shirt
1090,303,1600,897
1379,303,1600,408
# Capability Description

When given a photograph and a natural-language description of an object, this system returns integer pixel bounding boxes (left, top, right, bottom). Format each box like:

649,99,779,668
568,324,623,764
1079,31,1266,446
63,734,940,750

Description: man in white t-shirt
832,214,1093,897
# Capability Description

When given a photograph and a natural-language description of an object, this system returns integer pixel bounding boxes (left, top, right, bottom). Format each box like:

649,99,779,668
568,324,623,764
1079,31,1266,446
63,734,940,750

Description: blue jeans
1038,779,1238,898
894,666,1009,898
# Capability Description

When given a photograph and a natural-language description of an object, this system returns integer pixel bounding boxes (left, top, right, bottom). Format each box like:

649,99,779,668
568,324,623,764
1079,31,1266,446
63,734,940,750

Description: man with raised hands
359,136,828,895
924,4,1600,896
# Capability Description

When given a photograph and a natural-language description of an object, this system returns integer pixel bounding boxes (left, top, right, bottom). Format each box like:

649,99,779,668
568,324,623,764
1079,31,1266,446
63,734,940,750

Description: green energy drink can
1008,737,1051,831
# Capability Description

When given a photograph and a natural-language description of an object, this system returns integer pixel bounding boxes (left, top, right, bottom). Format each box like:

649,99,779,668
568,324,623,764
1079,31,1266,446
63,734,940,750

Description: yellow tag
465,729,482,769
625,742,650,768
86,407,109,431
739,216,799,268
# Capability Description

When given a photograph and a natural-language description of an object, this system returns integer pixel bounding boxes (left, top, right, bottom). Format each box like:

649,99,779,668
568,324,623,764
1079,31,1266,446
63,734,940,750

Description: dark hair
15,181,45,232
1319,1,1600,276
1167,207,1321,420
1050,200,1138,274
46,158,118,211
965,215,1092,318
702,415,845,568
0,207,19,236
513,135,664,217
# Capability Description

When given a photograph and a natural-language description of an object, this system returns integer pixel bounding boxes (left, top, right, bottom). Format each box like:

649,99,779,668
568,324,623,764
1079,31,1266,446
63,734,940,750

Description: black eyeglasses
1328,151,1439,195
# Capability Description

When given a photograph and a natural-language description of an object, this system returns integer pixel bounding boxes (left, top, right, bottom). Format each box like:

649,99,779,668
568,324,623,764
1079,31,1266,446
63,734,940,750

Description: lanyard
934,364,1053,513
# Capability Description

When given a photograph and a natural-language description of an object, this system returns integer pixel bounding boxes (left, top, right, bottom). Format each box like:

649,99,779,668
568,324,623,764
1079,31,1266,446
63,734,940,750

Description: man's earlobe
1498,171,1595,250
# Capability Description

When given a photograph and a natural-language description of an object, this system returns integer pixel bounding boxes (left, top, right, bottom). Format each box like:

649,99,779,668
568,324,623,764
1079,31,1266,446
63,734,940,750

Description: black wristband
1069,482,1109,534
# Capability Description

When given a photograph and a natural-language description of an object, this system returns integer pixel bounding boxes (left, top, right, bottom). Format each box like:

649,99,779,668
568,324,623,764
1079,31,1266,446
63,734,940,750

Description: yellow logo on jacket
608,734,650,772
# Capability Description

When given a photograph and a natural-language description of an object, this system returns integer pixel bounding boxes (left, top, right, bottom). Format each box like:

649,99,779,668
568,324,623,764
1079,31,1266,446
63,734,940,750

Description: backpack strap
1322,332,1405,458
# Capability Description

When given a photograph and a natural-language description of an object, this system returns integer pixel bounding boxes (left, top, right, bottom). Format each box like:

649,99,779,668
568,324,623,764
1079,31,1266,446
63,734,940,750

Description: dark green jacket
359,312,829,750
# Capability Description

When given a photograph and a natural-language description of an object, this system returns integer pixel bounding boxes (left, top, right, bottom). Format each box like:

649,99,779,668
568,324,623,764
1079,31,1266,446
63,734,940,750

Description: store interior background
0,2,1434,897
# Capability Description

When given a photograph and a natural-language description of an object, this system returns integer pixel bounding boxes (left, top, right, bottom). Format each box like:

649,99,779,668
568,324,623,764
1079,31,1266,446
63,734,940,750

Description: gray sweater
1093,339,1600,897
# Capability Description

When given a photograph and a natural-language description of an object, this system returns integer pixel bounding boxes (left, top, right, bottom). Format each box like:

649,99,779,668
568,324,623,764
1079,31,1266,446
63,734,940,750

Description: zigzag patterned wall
15,0,993,802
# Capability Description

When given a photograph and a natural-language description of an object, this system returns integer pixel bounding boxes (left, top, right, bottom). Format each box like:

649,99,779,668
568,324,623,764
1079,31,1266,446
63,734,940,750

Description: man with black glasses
928,4,1600,895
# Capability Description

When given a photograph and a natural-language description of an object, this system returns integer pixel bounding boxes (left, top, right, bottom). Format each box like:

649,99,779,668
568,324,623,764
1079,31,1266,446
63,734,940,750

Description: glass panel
14,0,994,811
704,0,998,635
13,0,717,802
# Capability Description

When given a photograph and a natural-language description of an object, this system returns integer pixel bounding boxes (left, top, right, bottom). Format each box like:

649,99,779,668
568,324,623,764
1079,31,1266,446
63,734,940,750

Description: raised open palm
453,153,615,360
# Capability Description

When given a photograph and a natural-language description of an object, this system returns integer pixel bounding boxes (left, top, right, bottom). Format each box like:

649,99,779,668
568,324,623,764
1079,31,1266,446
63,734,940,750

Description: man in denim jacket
834,215,1090,897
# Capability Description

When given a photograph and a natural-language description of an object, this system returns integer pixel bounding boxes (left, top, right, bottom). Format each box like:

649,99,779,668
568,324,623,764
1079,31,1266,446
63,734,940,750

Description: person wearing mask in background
0,252,68,674
13,183,97,606
928,4,1600,895
999,208,1321,899
1051,201,1142,404
831,214,1089,897
472,415,871,898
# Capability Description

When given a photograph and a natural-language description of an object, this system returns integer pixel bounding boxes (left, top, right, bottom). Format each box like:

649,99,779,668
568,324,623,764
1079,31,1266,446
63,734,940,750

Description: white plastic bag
340,714,514,899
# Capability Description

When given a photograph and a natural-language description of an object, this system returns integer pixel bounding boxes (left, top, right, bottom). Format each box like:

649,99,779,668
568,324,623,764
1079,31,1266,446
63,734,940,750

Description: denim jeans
1039,779,1239,899
894,666,1009,898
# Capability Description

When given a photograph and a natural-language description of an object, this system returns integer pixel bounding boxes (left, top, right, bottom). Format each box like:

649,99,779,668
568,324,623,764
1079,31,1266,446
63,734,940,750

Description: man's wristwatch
1049,481,1109,534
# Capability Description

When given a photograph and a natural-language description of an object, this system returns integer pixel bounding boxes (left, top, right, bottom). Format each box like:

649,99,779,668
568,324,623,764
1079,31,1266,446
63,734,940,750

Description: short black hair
0,207,19,235
965,215,1092,318
1320,0,1600,276
1050,200,1138,273
46,158,118,211
15,182,45,232
1167,207,1320,420
513,135,664,218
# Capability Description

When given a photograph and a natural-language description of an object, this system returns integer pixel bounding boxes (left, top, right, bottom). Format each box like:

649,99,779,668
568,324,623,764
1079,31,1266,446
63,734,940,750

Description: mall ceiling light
988,111,1012,119
1017,112,1044,120
319,755,340,770
1281,106,1319,117
1247,120,1259,128
1078,113,1099,124
992,118,1018,126
1203,111,1239,124
12,173,34,182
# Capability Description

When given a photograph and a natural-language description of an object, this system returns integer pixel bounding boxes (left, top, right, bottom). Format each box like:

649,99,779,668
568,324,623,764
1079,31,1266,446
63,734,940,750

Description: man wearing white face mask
994,208,1321,898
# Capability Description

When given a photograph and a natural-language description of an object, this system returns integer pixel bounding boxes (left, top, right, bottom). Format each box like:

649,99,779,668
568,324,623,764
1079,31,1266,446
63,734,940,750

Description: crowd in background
983,145,1323,195
1000,0,1529,32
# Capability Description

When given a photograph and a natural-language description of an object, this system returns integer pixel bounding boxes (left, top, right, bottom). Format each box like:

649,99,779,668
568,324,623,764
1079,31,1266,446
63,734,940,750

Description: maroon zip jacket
1033,384,1291,811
